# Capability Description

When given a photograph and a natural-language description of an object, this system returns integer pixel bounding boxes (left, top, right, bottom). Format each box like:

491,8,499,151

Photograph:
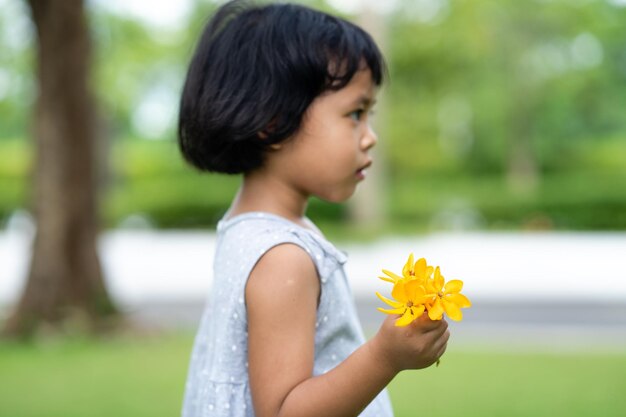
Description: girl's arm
246,244,449,417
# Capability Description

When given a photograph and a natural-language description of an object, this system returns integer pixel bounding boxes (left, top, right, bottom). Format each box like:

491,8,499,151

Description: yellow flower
378,254,433,284
376,279,429,327
425,266,472,321
402,254,434,283
378,268,403,284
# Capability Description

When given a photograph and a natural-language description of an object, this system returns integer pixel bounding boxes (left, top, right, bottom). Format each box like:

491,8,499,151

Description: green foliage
385,0,626,177
1,0,626,231
0,139,30,223
105,138,238,227
389,170,626,231
0,1,34,140
103,139,349,228
2,137,626,231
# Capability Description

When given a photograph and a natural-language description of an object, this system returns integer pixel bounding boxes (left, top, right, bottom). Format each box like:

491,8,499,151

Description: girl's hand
369,313,449,373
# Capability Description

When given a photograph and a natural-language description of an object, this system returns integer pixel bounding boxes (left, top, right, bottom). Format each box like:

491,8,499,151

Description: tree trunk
506,81,539,195
3,0,117,338
349,5,389,228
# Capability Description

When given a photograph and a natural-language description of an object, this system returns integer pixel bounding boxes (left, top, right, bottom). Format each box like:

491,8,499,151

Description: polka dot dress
181,212,393,417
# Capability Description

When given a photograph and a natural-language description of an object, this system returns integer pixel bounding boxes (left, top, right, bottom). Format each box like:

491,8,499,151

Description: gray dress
181,212,394,417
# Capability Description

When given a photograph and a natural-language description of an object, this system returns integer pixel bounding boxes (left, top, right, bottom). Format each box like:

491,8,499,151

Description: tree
348,4,389,228
3,0,117,338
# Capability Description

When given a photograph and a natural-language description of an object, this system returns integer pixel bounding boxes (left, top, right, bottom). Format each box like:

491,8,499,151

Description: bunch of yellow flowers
376,254,472,327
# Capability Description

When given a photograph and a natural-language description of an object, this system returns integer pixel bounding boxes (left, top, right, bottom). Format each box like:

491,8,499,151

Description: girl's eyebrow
350,95,377,108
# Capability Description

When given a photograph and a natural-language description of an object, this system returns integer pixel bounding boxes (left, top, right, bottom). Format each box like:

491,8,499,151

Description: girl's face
266,68,379,203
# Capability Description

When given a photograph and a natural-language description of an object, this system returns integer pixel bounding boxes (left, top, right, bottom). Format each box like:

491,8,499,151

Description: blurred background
1,0,625,416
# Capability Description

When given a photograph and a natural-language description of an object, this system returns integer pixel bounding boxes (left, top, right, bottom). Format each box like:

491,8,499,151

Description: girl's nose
362,124,378,150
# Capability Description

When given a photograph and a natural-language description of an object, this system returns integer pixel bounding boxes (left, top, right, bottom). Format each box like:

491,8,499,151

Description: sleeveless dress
181,212,394,417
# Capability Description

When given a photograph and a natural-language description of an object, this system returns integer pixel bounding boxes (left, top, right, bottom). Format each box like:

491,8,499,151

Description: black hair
178,0,386,174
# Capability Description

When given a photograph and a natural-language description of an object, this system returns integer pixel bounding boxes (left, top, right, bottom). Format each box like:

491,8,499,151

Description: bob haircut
178,0,386,174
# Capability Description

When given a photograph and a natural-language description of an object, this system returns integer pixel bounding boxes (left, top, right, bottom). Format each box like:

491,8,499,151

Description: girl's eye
349,109,364,122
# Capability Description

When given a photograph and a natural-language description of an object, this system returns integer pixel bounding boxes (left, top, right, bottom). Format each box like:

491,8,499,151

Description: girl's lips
356,160,372,180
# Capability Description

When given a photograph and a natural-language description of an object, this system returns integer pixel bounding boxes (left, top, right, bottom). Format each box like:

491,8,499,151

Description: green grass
389,349,626,417
0,334,192,417
1,334,625,417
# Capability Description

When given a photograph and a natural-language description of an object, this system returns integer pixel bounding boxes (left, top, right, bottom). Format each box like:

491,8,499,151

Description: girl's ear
258,132,282,150
257,126,281,150
258,117,278,140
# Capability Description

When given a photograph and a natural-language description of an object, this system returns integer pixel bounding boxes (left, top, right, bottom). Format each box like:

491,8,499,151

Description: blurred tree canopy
1,0,625,232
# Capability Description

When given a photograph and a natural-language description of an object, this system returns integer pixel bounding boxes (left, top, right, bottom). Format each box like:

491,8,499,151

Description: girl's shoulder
216,212,347,280
217,211,308,233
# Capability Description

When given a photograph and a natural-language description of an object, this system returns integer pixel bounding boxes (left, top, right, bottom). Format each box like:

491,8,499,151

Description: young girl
178,2,449,416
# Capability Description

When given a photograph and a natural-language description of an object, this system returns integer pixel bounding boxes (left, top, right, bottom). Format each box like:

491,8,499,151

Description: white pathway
3,229,626,351
2,229,626,306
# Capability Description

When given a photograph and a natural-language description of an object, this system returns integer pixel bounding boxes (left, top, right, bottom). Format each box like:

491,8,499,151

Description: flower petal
410,304,425,317
424,277,437,294
376,292,404,309
424,293,437,305
381,269,403,283
395,309,416,327
378,276,396,284
404,279,424,301
391,281,407,303
442,298,463,321
425,266,434,279
427,298,444,320
402,253,414,277
433,267,444,291
444,279,463,294
414,258,427,277
446,293,472,308
377,307,406,315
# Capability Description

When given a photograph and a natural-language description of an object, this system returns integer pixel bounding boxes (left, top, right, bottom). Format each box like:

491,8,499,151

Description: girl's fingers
436,340,448,360
412,313,447,332
423,318,448,336
426,324,449,360
434,329,450,351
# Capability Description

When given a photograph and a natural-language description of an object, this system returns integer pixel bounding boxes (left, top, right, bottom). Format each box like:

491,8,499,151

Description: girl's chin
318,187,357,203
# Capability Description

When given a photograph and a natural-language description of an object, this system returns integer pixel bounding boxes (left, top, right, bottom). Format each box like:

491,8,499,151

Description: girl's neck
226,169,310,227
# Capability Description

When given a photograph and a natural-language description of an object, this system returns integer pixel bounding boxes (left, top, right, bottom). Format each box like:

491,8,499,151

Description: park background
1,0,626,416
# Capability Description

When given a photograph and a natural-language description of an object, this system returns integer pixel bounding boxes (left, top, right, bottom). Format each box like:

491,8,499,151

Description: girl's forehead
328,69,378,104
